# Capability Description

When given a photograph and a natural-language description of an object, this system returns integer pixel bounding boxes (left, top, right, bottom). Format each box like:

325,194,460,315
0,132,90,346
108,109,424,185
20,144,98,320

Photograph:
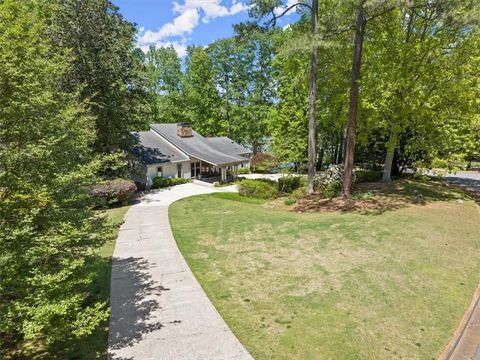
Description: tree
341,0,399,196
0,0,109,348
184,46,225,135
144,45,186,124
49,0,149,153
357,1,480,181
249,0,319,193
207,31,276,152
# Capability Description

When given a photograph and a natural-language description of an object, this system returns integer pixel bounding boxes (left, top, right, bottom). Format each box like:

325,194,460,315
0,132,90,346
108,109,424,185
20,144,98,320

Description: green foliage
238,167,251,174
314,165,346,198
91,178,137,206
291,186,308,200
144,45,186,124
354,169,382,183
251,153,279,173
184,46,225,135
278,175,306,193
238,179,278,199
0,0,110,347
152,177,190,189
283,197,297,206
49,0,149,154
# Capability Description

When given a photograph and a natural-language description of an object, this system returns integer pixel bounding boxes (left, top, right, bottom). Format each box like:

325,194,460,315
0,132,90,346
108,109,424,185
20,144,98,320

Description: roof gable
150,124,248,166
130,131,189,165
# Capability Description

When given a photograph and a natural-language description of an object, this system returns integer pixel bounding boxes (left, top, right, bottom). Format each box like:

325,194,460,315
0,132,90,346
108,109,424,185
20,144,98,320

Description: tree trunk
307,0,318,194
336,132,344,164
342,1,366,197
382,131,398,182
317,145,325,170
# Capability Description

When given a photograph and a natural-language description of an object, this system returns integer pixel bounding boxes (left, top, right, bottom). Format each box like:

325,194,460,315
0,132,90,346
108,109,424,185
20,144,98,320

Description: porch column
221,167,226,181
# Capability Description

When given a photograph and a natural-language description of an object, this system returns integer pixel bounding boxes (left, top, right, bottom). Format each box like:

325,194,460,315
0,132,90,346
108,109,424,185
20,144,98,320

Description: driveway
108,183,252,360
444,171,480,193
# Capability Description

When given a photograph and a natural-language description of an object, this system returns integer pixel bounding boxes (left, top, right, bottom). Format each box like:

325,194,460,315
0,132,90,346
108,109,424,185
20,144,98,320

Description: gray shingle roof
130,131,189,165
150,124,249,166
205,137,250,156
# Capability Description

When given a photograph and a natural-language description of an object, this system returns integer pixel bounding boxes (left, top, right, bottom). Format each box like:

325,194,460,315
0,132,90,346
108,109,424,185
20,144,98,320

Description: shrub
284,197,297,206
291,186,307,200
251,153,278,173
355,169,382,183
152,177,190,189
91,178,137,206
278,175,306,193
238,179,278,199
238,167,250,174
314,164,350,198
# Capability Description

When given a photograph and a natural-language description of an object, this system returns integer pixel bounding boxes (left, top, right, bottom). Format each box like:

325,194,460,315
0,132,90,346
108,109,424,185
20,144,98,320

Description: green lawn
6,205,130,360
170,184,480,360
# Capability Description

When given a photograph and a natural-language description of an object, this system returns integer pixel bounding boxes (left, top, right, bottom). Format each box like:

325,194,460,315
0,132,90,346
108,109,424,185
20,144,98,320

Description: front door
177,164,182,178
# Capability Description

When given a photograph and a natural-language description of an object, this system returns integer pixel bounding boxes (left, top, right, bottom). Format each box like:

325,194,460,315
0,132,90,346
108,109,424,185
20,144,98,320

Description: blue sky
113,0,299,56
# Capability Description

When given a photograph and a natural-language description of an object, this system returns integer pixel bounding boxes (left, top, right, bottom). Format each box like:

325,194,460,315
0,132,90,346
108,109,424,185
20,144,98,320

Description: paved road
440,171,480,360
108,183,252,360
444,171,480,193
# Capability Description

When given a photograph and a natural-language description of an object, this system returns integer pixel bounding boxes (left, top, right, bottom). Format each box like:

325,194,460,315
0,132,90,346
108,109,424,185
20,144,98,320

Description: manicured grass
170,183,480,360
6,205,130,360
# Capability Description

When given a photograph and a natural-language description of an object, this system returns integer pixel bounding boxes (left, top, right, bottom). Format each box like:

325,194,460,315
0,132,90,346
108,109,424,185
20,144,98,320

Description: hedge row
152,177,190,189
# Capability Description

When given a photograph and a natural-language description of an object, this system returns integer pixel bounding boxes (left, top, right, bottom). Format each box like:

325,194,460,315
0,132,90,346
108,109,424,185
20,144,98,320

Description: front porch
189,159,245,181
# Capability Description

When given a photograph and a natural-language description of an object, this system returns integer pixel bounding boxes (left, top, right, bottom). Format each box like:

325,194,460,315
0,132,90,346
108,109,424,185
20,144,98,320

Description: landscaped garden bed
170,179,480,359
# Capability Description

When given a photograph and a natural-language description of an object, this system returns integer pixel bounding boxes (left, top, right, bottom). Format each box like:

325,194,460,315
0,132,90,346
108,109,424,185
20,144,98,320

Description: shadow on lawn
294,178,468,215
107,257,168,360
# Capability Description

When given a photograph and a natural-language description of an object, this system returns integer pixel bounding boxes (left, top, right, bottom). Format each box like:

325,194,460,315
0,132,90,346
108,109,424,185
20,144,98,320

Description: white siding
146,161,191,187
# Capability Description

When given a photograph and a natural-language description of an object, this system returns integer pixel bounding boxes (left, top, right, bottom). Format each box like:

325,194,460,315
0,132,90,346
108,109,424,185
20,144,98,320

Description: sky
113,0,299,57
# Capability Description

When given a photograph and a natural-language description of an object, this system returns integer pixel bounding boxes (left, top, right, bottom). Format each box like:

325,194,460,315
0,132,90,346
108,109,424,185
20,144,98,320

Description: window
157,166,163,178
177,164,182,178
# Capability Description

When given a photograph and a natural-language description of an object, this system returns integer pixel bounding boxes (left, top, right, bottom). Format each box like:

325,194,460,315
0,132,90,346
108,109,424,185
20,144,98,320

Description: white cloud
139,8,199,43
274,0,299,16
139,40,188,57
174,0,249,23
138,0,250,56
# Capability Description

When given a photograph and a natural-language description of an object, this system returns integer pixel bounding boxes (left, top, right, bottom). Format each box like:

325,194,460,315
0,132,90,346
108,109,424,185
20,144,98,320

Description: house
130,123,250,187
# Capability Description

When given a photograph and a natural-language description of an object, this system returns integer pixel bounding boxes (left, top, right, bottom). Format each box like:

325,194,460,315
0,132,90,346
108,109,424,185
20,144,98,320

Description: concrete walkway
107,183,252,360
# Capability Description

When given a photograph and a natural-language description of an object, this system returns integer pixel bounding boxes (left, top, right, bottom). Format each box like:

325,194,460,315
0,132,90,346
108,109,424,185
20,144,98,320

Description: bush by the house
355,169,382,183
238,179,278,199
314,164,350,198
152,177,190,189
91,178,137,206
238,167,250,174
278,175,306,193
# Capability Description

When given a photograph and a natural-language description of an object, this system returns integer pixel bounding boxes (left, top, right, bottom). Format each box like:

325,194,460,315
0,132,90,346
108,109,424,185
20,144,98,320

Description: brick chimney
176,122,192,137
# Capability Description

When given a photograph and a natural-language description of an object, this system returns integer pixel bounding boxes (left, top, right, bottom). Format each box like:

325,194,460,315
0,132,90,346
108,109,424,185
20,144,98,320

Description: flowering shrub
314,165,351,198
91,178,137,206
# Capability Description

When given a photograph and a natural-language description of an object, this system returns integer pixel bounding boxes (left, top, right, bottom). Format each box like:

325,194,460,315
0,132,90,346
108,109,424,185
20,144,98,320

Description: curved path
107,183,253,360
